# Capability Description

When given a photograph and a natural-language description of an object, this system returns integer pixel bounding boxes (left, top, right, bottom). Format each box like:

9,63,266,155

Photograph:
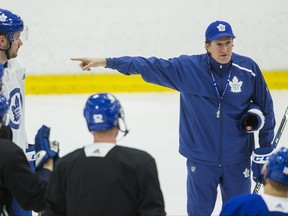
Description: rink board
25,70,288,94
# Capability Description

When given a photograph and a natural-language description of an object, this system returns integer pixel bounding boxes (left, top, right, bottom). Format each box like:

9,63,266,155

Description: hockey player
0,8,27,151
0,93,59,216
44,93,166,216
220,147,288,215
71,20,275,215
0,9,35,216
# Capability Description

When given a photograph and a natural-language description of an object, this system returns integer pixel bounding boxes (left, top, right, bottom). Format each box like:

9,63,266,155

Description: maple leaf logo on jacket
229,76,243,93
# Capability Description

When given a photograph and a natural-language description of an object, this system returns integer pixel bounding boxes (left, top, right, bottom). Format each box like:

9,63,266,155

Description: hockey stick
252,105,288,194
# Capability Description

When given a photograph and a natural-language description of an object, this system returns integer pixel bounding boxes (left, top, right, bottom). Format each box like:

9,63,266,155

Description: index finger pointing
71,57,84,61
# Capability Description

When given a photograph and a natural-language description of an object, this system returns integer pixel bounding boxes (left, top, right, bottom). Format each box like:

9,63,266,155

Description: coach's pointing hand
71,57,107,71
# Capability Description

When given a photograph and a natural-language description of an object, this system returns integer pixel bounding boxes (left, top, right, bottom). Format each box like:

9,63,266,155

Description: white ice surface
25,90,288,216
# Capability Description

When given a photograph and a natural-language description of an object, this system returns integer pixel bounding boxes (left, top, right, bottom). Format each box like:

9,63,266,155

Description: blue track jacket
106,53,275,166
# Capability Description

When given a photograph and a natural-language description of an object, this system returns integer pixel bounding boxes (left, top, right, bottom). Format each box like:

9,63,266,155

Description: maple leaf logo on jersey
12,95,21,122
229,76,242,93
8,88,23,130
243,168,250,178
217,24,226,32
0,14,7,22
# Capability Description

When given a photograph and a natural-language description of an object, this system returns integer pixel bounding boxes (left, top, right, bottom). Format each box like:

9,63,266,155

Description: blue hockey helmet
0,93,9,124
266,147,288,185
84,93,125,132
0,8,24,42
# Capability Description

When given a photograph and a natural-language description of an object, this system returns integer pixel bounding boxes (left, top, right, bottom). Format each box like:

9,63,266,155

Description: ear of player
34,125,60,170
240,103,265,133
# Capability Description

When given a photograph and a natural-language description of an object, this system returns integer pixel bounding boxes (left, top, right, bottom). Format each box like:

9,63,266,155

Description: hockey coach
71,20,276,216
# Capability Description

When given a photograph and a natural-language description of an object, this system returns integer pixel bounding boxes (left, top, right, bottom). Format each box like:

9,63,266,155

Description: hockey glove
34,125,59,170
252,146,274,183
240,103,265,133
25,144,36,172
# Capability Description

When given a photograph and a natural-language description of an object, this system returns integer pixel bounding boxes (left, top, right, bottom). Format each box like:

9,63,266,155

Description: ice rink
25,90,288,216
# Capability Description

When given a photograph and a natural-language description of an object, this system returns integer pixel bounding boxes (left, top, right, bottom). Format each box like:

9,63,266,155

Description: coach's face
206,36,233,64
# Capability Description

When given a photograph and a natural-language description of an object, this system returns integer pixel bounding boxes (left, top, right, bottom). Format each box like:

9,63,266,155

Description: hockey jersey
45,143,166,216
0,137,48,215
2,58,28,151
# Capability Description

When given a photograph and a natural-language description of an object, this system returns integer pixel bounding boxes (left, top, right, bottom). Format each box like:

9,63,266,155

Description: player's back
46,145,165,216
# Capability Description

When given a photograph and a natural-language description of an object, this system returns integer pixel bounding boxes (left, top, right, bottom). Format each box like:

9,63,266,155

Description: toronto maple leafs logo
12,96,21,122
8,88,23,129
217,24,226,32
243,168,250,178
0,13,7,22
229,76,243,93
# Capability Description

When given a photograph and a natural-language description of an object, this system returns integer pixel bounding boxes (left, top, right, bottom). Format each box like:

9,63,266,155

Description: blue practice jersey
220,193,288,215
106,53,275,166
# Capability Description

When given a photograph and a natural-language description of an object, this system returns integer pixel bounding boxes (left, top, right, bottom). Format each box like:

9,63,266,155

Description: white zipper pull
216,103,221,118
